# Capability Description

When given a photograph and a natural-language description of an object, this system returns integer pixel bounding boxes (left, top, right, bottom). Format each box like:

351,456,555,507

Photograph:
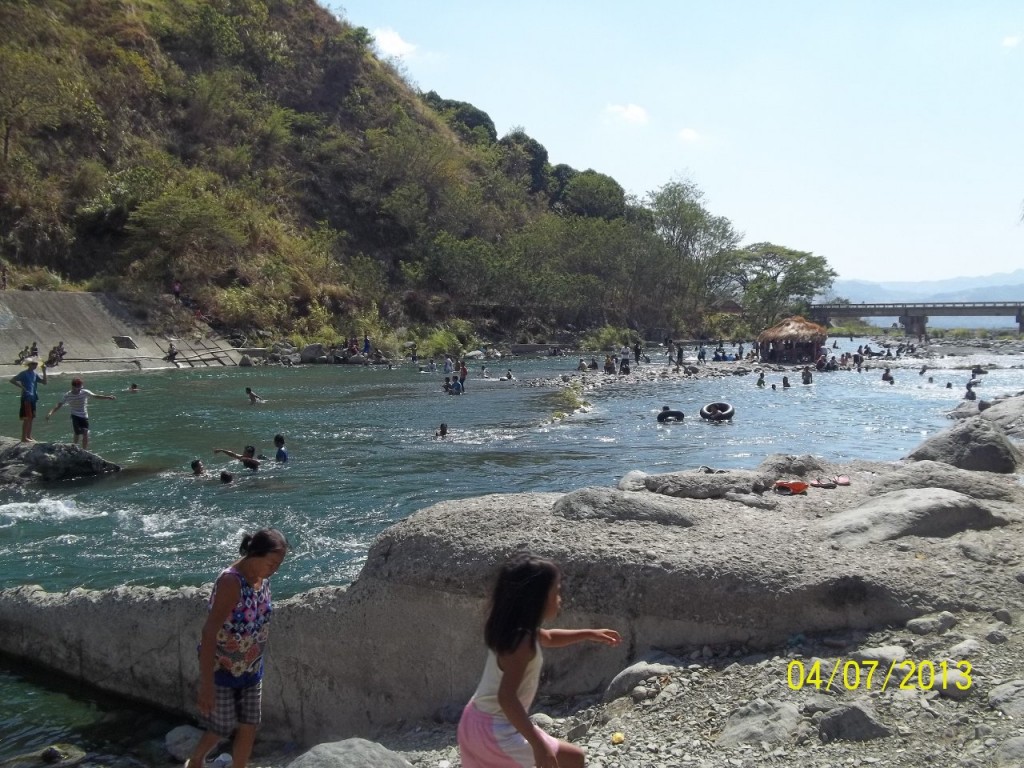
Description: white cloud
373,27,416,58
1002,35,1020,47
605,104,649,125
678,128,700,142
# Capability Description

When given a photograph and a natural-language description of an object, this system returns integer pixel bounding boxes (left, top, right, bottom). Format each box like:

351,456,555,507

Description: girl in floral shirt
187,528,289,768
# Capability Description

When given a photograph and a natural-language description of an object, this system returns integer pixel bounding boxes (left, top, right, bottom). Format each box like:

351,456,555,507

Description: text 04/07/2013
786,659,972,693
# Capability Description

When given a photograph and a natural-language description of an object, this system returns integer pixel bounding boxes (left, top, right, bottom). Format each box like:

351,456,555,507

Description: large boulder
977,391,1024,438
0,438,121,485
865,460,1024,502
553,487,696,526
300,343,326,363
642,469,769,498
288,739,412,768
825,488,1014,546
904,418,1022,473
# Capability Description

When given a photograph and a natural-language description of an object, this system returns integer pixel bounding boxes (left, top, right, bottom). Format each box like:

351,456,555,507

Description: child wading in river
457,553,621,768
187,528,289,768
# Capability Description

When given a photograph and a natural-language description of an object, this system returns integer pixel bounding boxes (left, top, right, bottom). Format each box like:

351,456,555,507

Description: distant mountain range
822,270,1024,329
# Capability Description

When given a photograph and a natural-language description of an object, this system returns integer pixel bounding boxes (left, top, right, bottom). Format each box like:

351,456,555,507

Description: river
1,338,1021,764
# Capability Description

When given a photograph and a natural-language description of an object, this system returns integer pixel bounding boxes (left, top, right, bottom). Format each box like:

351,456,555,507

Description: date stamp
786,659,972,692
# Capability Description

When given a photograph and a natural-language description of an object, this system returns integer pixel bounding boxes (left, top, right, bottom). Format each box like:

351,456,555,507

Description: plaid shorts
203,681,262,737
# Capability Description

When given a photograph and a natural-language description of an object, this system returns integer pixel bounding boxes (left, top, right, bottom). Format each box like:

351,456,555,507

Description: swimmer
214,445,260,470
191,459,206,476
435,422,448,438
273,434,288,463
128,383,139,393
220,470,234,483
782,376,791,389
771,383,777,391
245,387,264,405
756,372,765,388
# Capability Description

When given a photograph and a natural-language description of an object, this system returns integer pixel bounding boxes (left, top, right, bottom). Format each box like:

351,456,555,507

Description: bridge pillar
1018,311,1023,335
899,315,928,339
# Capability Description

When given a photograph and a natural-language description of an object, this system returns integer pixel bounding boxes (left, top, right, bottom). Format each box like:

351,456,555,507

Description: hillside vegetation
0,0,836,352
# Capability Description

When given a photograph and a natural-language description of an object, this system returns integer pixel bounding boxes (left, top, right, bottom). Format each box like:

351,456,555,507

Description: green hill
0,0,836,353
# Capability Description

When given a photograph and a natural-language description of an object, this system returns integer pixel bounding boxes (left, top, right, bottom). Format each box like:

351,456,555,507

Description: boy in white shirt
46,378,117,450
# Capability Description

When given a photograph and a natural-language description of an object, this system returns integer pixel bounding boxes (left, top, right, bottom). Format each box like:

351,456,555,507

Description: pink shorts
457,700,562,768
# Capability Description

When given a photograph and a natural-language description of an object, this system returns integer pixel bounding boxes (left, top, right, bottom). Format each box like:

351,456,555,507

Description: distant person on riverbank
273,434,287,463
46,377,116,450
214,445,260,470
577,358,587,371
187,528,288,768
165,343,178,362
457,553,620,768
10,358,47,442
245,387,263,405
172,279,182,302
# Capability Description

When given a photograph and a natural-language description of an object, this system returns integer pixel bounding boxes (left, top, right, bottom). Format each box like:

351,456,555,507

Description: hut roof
756,315,828,343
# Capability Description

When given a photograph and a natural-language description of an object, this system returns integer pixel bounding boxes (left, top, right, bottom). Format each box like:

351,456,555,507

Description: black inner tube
657,410,685,422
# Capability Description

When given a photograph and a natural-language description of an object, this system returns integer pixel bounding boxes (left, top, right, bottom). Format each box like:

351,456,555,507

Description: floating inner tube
700,402,734,421
657,409,685,423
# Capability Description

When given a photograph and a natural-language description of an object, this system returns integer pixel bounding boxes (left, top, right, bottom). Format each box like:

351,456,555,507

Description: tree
559,170,625,220
0,46,74,164
645,180,742,329
498,127,549,194
734,242,837,329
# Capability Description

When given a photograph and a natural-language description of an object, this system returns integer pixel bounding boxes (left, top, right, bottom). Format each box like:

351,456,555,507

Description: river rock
300,343,326,363
642,469,769,498
553,487,697,526
0,438,121,485
825,488,1012,546
988,680,1024,717
865,460,1024,502
904,418,1022,473
817,704,891,742
287,739,412,768
995,736,1024,767
977,392,1024,438
717,698,800,747
603,660,679,702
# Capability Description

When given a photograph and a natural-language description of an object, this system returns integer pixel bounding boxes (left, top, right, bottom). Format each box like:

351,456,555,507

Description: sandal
833,475,851,486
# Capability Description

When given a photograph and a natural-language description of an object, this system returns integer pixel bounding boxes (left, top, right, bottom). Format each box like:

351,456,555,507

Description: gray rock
287,739,413,768
239,354,254,367
988,680,1024,717
986,628,1008,644
977,393,1024,438
643,469,769,499
995,736,1024,767
937,667,973,701
553,488,696,526
165,725,207,762
849,645,907,666
817,704,892,742
617,470,649,491
604,662,678,702
0,438,121,485
825,489,1010,546
993,608,1013,625
717,698,801,747
865,460,1024,502
948,638,981,657
300,343,326,363
906,611,957,636
905,418,1022,473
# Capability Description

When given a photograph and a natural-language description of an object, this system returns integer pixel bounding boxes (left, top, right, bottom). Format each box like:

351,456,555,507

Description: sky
325,1,1023,283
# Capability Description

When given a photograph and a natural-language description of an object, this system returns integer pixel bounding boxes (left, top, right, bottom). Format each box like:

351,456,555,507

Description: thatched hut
756,316,828,363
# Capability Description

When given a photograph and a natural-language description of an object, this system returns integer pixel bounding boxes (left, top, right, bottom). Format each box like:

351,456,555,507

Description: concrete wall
0,291,239,378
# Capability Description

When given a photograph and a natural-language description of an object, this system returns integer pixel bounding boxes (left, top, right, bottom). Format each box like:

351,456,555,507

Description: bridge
810,301,1024,335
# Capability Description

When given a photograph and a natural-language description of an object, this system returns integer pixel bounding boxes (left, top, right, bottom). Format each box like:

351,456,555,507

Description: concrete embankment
0,290,239,378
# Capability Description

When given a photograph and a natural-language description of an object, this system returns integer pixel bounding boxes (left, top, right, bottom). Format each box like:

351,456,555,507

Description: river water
1,339,1022,764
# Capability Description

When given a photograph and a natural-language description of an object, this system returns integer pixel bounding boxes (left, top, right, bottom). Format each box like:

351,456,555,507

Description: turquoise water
1,339,1022,762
